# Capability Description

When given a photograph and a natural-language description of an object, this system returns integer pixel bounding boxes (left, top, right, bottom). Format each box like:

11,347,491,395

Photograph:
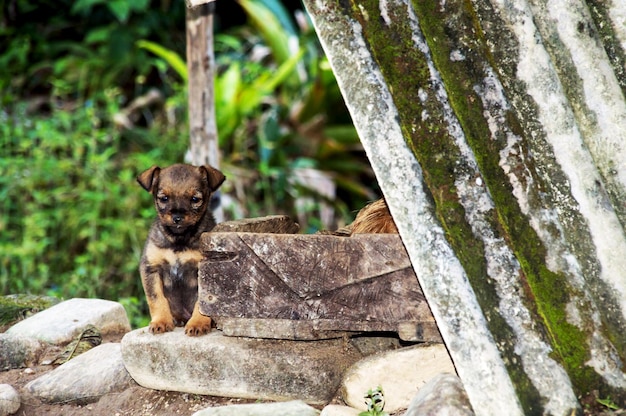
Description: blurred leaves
136,40,188,82
72,0,151,23
0,0,378,326
0,92,186,325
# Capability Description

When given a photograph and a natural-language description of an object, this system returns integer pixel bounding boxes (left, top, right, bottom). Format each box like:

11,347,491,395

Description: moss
410,0,613,401
339,0,626,408
584,0,626,94
429,0,626,404
346,0,547,412
0,294,60,326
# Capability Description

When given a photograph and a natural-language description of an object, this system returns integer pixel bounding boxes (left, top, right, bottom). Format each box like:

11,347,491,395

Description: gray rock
192,400,319,416
341,343,454,413
404,373,474,416
320,404,360,416
0,334,45,370
25,343,134,404
6,298,131,344
122,328,363,404
0,384,20,416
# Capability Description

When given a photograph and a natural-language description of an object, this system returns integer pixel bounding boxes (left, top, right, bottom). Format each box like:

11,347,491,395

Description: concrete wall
303,0,626,414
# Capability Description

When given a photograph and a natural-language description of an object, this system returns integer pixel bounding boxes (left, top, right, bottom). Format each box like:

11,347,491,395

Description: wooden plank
199,233,438,341
217,318,441,342
212,215,299,234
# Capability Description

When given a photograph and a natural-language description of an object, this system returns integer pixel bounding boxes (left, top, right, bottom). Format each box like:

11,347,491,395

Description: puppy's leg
184,301,212,336
142,271,176,334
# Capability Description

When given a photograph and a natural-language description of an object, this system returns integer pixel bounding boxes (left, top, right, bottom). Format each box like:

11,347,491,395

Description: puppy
137,164,225,336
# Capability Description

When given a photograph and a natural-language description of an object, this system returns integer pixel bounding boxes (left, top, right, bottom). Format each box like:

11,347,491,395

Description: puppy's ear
137,166,161,193
201,165,226,192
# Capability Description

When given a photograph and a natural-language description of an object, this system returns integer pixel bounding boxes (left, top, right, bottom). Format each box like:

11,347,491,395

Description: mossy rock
0,295,61,328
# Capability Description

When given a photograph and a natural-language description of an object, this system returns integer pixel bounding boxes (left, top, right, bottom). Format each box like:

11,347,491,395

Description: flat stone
192,400,319,416
404,373,474,416
319,404,359,416
0,384,20,415
341,343,455,413
6,298,130,344
25,343,134,404
0,334,45,370
121,328,362,404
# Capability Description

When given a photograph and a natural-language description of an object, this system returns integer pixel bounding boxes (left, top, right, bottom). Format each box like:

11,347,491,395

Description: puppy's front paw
149,319,175,334
184,315,212,337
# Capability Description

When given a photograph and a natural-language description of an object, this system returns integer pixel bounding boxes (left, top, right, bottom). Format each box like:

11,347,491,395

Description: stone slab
121,328,362,405
192,400,319,416
0,334,46,370
341,344,455,413
25,343,134,404
405,373,474,416
6,298,130,344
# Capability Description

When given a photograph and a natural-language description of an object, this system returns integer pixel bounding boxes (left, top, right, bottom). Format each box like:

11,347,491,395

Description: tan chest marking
145,243,203,266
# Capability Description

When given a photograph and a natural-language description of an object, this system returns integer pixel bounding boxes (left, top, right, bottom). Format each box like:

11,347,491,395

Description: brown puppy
137,164,225,336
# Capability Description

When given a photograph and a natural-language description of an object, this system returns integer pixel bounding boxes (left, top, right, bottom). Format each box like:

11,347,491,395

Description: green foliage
136,40,188,82
72,0,151,23
214,0,375,230
597,396,621,411
137,0,376,230
0,0,377,326
0,0,186,104
359,386,388,416
0,91,187,326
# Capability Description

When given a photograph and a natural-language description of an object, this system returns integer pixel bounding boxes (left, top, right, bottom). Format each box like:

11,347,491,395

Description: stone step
121,328,363,405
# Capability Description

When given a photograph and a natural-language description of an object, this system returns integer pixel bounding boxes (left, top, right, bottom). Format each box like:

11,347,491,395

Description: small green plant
359,386,388,416
597,396,621,410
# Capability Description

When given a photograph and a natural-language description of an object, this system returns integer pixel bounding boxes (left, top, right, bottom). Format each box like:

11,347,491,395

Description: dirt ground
4,330,619,415
0,332,268,416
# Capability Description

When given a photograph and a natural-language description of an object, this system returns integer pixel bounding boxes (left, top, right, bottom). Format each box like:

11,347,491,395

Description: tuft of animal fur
319,198,398,236
348,198,398,234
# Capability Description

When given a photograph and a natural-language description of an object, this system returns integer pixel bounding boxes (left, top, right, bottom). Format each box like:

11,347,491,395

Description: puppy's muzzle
161,212,193,233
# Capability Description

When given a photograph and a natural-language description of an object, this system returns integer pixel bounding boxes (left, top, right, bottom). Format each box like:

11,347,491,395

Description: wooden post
186,0,222,220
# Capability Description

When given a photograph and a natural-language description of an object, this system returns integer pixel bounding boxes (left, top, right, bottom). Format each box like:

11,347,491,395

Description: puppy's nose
172,214,183,224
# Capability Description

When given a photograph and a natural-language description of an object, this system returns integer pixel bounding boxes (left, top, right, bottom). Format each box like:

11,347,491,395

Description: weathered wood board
212,215,300,234
199,232,439,341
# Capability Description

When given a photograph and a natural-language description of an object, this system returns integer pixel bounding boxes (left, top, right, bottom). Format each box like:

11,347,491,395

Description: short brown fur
137,163,225,336
348,198,398,234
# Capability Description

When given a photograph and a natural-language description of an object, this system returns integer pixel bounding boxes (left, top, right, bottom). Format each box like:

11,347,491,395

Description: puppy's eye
159,196,169,203
191,196,201,204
